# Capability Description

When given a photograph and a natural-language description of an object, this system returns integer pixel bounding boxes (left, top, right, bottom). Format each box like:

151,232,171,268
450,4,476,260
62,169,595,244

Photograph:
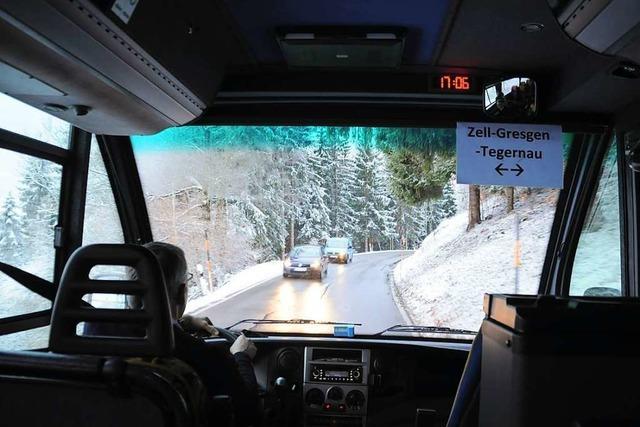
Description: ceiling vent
277,27,405,68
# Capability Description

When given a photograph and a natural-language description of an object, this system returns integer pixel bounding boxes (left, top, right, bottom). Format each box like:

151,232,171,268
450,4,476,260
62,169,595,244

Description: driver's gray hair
126,242,188,310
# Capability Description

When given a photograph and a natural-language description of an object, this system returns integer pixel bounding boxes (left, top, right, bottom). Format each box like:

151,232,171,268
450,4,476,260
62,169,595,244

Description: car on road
283,245,329,279
325,237,354,264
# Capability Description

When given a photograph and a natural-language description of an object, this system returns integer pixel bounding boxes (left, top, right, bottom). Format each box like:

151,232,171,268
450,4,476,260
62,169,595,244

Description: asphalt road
194,251,413,335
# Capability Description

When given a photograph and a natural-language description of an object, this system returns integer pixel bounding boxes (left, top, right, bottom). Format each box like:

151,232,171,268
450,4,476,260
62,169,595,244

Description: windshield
291,246,321,257
326,238,348,248
132,126,568,336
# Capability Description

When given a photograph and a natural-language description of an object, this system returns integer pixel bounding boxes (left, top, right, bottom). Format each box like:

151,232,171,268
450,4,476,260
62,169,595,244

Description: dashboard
246,337,470,427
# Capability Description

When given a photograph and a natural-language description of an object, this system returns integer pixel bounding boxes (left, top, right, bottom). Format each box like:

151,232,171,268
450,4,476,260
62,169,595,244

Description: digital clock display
430,74,476,93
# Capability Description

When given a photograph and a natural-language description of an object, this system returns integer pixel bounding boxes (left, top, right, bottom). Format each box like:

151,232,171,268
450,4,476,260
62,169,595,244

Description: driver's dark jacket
172,323,260,426
83,322,259,426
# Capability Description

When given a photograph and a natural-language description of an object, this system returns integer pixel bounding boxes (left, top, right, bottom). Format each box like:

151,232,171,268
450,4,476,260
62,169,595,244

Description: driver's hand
230,334,257,359
179,315,219,337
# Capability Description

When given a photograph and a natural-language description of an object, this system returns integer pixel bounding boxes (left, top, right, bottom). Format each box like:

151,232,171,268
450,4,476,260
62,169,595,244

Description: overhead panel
222,0,454,65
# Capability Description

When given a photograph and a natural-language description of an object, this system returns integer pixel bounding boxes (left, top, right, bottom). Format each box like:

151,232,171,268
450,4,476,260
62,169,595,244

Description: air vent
277,348,301,371
277,27,405,68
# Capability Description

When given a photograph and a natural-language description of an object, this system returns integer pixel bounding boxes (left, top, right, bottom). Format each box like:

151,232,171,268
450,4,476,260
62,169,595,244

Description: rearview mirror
484,77,537,119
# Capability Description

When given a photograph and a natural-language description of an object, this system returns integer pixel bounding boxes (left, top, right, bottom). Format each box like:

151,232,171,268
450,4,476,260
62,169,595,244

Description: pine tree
439,182,457,218
372,150,398,249
314,128,357,239
297,147,332,244
351,128,397,251
0,193,24,263
243,168,289,261
18,157,60,249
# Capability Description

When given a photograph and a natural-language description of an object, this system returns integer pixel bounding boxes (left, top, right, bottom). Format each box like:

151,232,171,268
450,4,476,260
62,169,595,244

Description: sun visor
0,0,234,135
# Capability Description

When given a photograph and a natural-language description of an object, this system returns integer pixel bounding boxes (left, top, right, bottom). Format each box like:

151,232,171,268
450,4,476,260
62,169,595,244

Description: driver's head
128,242,188,320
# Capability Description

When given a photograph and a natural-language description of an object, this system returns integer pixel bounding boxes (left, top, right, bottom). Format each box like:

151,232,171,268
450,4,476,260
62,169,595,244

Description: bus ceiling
0,0,638,135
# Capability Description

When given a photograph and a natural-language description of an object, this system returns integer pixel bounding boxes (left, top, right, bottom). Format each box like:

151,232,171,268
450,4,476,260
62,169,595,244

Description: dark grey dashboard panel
235,336,470,427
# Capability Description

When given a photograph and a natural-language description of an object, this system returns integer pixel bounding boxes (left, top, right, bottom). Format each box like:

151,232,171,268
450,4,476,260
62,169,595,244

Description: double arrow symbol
495,163,524,177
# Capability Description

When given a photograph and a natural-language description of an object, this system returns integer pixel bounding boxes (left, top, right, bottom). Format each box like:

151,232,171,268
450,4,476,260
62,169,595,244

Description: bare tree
505,187,514,213
468,185,481,230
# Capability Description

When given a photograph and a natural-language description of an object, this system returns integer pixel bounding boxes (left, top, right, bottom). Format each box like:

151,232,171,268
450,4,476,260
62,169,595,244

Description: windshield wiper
374,324,477,336
227,318,362,330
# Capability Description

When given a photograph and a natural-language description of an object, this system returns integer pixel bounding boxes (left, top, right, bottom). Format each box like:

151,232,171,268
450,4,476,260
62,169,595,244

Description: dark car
325,237,354,264
283,245,329,279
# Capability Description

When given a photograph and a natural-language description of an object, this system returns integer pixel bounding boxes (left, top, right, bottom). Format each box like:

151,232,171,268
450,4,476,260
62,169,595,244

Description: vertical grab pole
514,211,521,293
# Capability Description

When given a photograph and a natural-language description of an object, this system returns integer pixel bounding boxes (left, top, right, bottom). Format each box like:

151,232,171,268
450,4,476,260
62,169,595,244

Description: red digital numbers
439,75,471,91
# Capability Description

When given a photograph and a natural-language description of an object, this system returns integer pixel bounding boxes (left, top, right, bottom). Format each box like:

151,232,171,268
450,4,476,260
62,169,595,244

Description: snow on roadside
393,190,558,331
186,260,282,314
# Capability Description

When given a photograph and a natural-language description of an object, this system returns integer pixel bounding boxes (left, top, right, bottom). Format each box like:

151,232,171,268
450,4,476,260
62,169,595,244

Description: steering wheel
216,326,239,344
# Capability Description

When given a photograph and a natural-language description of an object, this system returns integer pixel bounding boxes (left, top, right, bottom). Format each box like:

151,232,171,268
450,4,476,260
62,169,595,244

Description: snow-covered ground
186,260,282,314
393,188,558,331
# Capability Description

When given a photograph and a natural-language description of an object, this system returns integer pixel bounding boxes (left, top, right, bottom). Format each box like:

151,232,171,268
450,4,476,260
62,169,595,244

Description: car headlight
339,249,347,255
284,258,291,267
311,261,321,269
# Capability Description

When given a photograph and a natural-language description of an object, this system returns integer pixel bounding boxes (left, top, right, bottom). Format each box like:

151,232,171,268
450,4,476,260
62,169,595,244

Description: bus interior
1,1,640,426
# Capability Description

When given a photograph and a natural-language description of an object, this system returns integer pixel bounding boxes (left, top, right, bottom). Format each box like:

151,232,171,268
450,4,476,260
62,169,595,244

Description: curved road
194,251,413,335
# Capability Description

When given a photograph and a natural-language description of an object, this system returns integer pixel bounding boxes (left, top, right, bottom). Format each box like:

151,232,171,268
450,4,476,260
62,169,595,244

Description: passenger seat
0,244,209,427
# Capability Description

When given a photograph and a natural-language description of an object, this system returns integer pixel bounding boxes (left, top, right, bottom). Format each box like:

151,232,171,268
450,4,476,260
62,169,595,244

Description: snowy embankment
393,190,557,331
186,260,282,314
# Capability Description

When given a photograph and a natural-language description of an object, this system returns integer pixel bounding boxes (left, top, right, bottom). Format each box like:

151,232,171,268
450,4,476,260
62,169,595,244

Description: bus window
570,140,622,296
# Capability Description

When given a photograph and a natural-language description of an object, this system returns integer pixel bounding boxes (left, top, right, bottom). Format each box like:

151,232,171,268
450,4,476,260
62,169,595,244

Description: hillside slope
393,188,558,330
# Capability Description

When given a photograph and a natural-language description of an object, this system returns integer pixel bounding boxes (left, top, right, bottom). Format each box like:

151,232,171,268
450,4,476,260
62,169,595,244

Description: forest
132,126,461,296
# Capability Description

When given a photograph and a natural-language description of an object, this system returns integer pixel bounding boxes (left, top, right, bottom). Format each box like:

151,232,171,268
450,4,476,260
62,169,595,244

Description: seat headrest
49,244,174,356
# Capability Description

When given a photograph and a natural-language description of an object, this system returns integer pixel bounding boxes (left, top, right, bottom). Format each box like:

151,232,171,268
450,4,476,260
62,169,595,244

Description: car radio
303,347,370,426
310,364,363,383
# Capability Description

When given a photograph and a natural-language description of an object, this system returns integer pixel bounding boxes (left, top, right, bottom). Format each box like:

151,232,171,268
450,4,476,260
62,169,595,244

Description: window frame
0,124,91,337
97,135,153,245
620,130,640,298
121,124,625,300
539,130,627,296
568,136,624,296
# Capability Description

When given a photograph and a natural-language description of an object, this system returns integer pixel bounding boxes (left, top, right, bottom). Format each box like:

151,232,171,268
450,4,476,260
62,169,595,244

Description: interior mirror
483,77,537,119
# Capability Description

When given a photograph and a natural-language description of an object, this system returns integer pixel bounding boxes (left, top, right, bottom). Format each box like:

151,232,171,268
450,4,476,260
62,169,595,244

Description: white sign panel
456,122,563,188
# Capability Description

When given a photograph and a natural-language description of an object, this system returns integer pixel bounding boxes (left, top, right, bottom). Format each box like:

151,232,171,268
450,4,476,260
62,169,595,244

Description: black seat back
0,351,187,426
0,244,207,427
479,294,640,427
50,244,173,356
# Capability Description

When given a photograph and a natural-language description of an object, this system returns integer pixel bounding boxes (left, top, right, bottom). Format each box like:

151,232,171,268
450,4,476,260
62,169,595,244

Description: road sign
456,122,563,188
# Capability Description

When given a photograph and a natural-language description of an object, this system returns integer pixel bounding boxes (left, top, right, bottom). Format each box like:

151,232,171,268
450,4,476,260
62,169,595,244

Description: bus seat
0,244,209,427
